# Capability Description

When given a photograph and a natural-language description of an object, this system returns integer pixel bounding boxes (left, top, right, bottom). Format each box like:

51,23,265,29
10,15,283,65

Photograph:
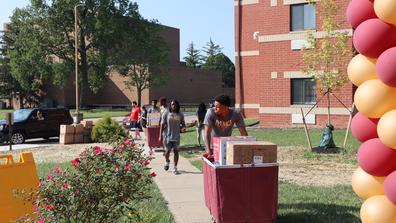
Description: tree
203,53,235,88
112,20,169,106
183,42,202,68
7,0,145,108
302,0,352,125
1,12,44,108
202,38,222,62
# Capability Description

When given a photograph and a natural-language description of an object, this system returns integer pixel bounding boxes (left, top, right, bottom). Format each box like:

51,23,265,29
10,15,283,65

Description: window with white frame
291,78,316,104
290,3,316,31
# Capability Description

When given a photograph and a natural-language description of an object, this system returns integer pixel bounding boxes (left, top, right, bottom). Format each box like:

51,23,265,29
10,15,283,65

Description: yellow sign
0,152,39,222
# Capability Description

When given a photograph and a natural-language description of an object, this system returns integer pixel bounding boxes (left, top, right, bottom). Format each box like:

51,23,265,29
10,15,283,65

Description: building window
290,3,316,31
291,78,316,104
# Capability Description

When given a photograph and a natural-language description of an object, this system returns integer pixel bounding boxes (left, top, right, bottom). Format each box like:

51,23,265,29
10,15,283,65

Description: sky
0,0,235,62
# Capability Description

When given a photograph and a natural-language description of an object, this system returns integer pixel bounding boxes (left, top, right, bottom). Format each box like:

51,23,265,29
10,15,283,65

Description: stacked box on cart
212,136,256,165
226,141,277,165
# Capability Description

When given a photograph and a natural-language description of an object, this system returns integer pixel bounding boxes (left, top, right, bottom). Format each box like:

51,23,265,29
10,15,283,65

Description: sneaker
173,167,180,175
164,162,170,171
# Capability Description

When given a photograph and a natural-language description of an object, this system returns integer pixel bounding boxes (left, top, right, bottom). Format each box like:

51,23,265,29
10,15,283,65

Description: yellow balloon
360,195,396,223
348,54,377,86
354,79,396,118
352,167,385,200
378,110,396,149
374,0,396,26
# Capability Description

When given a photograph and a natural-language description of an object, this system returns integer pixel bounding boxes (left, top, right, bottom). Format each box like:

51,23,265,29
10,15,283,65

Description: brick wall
43,25,232,108
235,0,354,128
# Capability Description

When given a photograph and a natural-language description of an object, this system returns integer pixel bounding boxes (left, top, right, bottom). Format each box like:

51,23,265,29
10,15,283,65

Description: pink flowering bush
30,138,155,222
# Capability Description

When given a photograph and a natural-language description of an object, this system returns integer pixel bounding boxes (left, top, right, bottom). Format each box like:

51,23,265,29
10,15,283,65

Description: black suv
0,108,73,144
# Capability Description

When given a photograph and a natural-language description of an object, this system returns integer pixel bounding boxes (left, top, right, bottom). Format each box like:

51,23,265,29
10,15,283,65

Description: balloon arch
347,0,396,221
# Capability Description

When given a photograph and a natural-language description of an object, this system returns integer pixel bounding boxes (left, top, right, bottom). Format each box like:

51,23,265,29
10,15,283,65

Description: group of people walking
129,94,248,175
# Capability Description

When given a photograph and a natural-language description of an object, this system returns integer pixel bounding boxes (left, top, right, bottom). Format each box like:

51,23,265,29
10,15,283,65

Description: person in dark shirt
196,102,207,147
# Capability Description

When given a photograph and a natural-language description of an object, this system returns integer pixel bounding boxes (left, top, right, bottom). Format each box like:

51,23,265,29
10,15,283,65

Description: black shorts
130,121,139,129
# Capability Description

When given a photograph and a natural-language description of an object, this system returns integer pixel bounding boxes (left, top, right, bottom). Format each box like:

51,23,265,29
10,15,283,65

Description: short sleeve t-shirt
129,107,141,121
161,111,185,144
203,108,245,137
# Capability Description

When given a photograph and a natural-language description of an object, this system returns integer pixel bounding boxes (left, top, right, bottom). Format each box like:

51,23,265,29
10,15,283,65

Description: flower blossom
94,146,103,155
71,158,80,167
61,181,69,189
52,167,64,173
149,172,157,177
124,164,132,171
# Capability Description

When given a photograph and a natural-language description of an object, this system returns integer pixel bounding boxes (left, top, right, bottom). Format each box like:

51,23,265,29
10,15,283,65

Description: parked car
0,108,73,144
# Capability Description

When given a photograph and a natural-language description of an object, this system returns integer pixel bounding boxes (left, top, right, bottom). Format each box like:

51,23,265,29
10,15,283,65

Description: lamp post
74,4,83,124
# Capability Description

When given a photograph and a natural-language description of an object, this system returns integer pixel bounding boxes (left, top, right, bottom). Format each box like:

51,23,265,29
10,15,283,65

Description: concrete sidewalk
141,138,212,223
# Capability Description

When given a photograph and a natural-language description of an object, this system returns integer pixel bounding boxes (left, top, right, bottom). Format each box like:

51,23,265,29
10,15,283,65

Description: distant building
3,23,233,108
234,0,353,128
45,25,233,108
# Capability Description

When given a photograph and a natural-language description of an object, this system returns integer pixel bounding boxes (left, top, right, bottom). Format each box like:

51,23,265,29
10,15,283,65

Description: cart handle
0,154,14,165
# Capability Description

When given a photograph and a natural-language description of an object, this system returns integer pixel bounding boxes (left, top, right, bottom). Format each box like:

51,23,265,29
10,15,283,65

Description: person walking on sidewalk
196,102,207,147
159,100,185,175
203,94,248,158
129,101,142,140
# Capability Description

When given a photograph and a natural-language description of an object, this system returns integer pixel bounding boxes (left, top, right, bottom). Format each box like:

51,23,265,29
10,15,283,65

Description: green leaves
302,0,352,94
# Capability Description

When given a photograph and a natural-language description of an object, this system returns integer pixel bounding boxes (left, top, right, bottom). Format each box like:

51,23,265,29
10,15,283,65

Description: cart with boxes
144,112,163,148
203,136,279,223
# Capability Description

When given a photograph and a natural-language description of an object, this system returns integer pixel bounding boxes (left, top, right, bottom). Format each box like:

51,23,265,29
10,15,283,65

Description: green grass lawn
80,108,130,119
36,162,174,223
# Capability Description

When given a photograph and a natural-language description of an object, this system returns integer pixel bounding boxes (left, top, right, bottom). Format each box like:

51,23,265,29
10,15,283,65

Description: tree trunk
79,33,89,109
137,87,142,107
327,92,331,125
19,95,24,109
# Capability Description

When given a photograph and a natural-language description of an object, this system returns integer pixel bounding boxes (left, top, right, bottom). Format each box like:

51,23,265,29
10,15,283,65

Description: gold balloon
348,54,377,86
360,195,396,223
374,0,396,26
352,167,385,200
378,110,396,149
354,80,396,118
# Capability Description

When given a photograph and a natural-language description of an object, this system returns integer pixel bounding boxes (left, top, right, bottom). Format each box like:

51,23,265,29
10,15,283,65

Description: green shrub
21,139,156,222
91,115,127,142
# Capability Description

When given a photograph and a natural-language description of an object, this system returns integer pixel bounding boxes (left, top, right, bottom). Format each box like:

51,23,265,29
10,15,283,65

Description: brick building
234,0,354,128
2,23,233,108
44,25,234,108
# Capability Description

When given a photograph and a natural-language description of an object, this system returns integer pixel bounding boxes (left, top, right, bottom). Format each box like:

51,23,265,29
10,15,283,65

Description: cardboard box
147,112,161,127
226,141,277,165
59,133,74,145
74,133,84,144
212,136,256,165
80,120,93,128
72,124,84,134
60,125,74,134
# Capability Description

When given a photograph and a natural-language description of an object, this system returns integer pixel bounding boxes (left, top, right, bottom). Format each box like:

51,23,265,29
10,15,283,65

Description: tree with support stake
302,0,353,152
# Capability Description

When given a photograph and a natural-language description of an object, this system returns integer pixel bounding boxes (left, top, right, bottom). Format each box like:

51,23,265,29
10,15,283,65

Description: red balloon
385,171,396,204
347,0,377,28
353,19,396,58
351,112,379,142
377,47,396,87
357,138,396,176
